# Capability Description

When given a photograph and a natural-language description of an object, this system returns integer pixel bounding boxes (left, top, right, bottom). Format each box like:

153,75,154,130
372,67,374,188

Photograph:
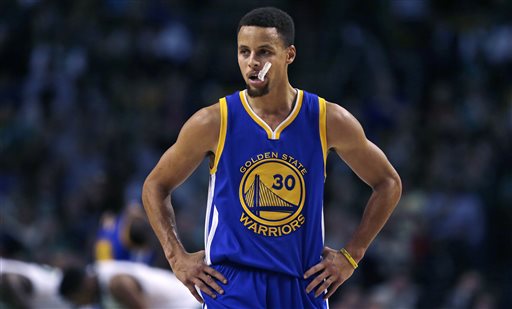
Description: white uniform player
95,260,198,309
0,258,69,308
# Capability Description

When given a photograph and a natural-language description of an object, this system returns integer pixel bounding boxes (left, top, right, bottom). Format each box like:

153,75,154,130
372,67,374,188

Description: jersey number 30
272,174,295,190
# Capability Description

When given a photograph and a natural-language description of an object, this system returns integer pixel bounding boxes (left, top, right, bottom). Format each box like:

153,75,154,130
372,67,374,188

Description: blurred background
1,0,511,308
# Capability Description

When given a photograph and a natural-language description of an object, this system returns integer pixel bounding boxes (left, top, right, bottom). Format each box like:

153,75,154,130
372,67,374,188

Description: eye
239,49,250,57
259,49,271,56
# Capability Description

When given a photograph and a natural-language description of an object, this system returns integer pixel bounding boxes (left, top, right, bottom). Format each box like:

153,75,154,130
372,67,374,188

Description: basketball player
0,258,69,309
95,201,155,265
59,260,199,309
142,7,401,308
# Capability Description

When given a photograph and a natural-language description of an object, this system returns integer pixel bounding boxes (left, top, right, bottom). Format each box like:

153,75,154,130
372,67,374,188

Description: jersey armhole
210,98,228,174
318,97,327,178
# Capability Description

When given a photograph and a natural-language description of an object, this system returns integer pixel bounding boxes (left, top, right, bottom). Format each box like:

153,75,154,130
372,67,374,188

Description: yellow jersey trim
319,97,328,177
275,90,303,139
239,91,273,139
210,98,228,174
239,90,303,140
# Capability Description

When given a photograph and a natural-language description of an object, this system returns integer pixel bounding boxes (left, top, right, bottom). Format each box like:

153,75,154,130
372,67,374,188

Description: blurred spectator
367,272,418,309
444,270,497,309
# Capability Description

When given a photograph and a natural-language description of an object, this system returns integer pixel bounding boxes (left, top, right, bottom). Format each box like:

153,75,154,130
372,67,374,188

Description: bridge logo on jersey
239,153,306,237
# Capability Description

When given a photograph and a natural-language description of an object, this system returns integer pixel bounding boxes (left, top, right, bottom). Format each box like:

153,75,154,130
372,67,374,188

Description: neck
246,82,297,115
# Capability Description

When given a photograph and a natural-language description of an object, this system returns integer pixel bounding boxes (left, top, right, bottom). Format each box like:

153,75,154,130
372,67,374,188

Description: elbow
393,173,402,202
141,178,153,213
374,173,402,204
388,173,402,204
141,175,154,202
142,174,170,206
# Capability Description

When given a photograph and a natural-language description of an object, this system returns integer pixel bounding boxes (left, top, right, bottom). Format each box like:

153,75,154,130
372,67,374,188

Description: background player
94,200,156,265
0,258,69,309
59,260,198,309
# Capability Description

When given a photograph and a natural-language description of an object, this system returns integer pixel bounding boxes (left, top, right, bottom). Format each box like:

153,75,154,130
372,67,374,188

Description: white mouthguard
258,62,272,81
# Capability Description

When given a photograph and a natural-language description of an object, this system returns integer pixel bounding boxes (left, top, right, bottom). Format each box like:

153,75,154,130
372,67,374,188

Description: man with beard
142,7,402,309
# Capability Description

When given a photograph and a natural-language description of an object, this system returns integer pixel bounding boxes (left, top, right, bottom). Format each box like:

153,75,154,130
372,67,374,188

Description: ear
286,45,296,64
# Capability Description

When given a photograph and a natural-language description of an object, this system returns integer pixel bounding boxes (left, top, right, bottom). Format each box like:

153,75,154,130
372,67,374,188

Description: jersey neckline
239,89,304,140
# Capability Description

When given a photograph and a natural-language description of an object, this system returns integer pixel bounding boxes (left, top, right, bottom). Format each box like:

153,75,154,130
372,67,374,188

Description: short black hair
238,7,295,46
59,267,87,299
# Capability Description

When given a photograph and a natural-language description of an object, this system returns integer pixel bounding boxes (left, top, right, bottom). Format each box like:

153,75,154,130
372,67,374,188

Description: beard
246,83,270,97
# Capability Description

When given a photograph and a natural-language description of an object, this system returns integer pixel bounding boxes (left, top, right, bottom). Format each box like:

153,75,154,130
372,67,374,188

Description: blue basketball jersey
95,214,154,265
204,89,328,277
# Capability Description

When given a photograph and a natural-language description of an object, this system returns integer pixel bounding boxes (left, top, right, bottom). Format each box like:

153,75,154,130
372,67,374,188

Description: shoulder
0,272,33,293
176,102,221,152
325,101,357,125
184,102,221,131
109,273,142,294
325,101,367,150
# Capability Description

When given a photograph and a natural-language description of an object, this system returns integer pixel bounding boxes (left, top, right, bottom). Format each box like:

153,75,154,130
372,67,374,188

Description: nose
248,52,261,69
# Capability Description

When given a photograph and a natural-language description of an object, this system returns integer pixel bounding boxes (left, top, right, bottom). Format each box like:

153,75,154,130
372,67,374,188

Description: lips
248,71,259,79
247,71,267,86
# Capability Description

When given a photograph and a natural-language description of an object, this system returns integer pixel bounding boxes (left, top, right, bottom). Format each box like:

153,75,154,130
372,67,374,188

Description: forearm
0,274,31,309
345,176,402,262
114,289,146,309
118,298,145,309
110,275,146,309
142,180,186,265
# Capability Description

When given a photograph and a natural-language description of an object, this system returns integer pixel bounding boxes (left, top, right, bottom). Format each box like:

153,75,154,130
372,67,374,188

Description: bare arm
327,102,402,260
0,274,32,309
142,104,226,303
109,275,145,309
305,102,402,298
